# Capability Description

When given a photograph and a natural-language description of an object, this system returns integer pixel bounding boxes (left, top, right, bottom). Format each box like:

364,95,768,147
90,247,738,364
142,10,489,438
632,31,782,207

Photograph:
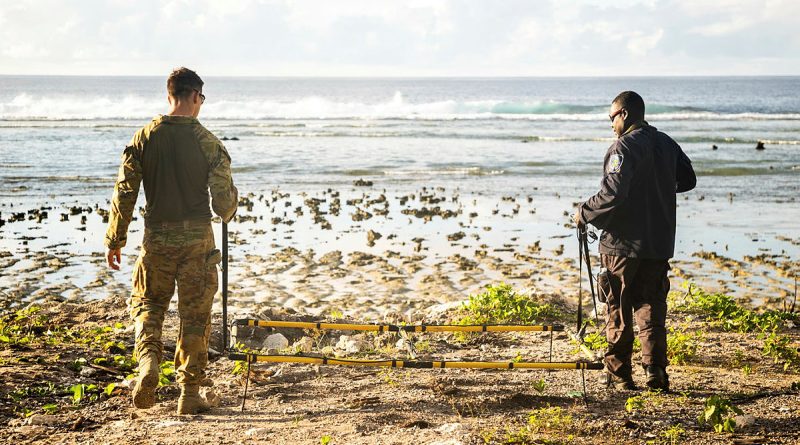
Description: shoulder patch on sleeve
607,153,624,174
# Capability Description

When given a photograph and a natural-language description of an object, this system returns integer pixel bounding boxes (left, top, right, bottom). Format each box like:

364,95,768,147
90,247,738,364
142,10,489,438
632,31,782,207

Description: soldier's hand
106,248,121,270
572,212,584,228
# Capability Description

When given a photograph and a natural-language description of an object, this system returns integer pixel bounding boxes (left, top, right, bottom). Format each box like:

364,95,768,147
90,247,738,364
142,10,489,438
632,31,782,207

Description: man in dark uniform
574,91,695,391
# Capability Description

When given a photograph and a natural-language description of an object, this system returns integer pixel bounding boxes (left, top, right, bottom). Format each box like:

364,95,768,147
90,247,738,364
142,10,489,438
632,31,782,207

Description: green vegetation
660,424,686,445
0,306,133,417
762,332,800,371
625,391,665,413
496,406,576,444
697,395,742,433
625,394,646,413
570,331,607,355
527,406,573,433
158,361,176,386
667,327,702,365
673,283,799,371
531,378,547,393
0,306,47,346
320,435,332,445
457,283,563,326
673,283,796,333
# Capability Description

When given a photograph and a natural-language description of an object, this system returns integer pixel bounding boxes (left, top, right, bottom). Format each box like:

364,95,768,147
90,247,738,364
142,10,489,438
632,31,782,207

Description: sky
0,0,798,77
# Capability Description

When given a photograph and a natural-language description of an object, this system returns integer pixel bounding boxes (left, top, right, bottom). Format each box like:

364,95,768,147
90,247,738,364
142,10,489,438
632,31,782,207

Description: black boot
645,365,669,392
600,371,638,391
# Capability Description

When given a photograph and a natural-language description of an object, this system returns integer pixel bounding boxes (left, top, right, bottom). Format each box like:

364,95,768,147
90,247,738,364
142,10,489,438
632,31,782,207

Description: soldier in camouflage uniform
105,67,237,415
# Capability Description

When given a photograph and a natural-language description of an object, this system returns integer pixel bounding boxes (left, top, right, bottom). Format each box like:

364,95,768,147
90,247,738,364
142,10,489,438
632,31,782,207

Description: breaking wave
2,91,800,122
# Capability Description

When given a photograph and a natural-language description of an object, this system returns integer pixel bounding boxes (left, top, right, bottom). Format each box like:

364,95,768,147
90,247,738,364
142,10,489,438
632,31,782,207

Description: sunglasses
194,89,206,104
609,108,624,122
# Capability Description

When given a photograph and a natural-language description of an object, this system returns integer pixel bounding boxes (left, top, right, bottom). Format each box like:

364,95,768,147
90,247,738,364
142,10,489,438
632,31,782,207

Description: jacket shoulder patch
607,153,624,174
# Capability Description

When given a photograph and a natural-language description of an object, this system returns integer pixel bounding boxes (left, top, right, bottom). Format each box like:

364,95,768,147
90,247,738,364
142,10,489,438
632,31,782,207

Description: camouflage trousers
130,222,220,385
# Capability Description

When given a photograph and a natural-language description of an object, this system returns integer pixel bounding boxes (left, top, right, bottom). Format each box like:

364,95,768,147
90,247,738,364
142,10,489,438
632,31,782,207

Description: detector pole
222,222,228,353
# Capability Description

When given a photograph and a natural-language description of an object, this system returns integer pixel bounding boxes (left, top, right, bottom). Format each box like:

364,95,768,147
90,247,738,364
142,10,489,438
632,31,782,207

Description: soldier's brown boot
132,353,160,409
177,384,211,415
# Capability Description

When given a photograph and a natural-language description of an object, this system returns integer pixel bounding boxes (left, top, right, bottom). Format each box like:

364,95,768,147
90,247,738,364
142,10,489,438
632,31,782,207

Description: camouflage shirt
104,115,238,249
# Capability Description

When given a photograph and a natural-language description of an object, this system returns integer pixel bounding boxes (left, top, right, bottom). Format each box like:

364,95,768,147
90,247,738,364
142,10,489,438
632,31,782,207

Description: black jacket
579,123,696,259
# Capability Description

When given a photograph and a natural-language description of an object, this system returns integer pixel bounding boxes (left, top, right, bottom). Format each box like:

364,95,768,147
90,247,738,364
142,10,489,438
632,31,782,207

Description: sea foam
1,91,799,121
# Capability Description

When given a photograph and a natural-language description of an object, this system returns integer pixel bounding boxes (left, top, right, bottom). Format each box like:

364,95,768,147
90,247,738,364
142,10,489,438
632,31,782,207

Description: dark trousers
599,254,670,378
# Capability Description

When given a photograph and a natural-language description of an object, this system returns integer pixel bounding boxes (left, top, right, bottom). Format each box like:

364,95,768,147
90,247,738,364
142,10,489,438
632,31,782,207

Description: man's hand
572,211,585,229
106,248,122,270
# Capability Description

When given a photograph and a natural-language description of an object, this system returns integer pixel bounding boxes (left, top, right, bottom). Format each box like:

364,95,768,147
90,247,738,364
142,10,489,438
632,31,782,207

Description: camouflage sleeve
104,145,143,249
208,142,238,223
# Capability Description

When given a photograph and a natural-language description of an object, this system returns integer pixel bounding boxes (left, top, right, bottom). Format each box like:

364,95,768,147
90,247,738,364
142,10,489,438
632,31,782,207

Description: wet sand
1,184,798,317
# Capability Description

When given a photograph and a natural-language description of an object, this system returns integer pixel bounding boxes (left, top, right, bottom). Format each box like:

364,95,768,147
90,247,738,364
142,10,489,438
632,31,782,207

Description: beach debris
447,231,466,242
756,141,766,150
352,207,373,221
367,230,382,247
448,254,477,271
200,387,221,407
401,206,457,221
292,336,314,353
238,196,254,211
27,414,61,427
335,335,368,354
262,333,289,350
733,414,756,429
353,178,373,187
348,251,377,267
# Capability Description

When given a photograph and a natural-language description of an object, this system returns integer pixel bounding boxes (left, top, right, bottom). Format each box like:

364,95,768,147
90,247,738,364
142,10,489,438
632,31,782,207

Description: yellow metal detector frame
235,318,564,333
229,319,602,410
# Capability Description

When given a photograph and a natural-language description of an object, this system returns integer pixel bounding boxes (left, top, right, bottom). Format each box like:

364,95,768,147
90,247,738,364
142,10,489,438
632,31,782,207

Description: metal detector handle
581,231,599,327
222,221,228,352
576,227,584,332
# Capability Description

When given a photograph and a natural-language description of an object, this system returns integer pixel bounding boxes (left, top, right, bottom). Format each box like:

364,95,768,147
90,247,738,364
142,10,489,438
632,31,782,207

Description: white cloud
627,29,664,56
0,0,797,75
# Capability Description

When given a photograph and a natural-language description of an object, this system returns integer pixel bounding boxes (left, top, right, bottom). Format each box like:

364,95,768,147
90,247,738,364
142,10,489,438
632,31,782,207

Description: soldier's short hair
612,91,645,121
167,67,204,99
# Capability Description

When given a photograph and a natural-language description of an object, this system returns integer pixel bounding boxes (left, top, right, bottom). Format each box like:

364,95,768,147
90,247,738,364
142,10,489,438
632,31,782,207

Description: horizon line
1,73,799,79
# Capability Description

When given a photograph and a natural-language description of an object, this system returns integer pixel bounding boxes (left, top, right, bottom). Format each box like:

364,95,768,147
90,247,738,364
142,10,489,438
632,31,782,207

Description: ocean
0,76,798,310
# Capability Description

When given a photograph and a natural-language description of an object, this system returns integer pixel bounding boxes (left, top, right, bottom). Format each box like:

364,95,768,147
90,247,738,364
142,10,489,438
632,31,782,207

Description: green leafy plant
104,383,117,397
69,383,99,405
675,283,797,333
531,378,547,393
698,395,742,433
761,332,800,371
320,436,332,445
158,361,175,386
41,403,59,414
625,395,646,413
458,283,562,325
625,392,664,413
667,327,702,365
661,424,686,445
527,406,574,433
